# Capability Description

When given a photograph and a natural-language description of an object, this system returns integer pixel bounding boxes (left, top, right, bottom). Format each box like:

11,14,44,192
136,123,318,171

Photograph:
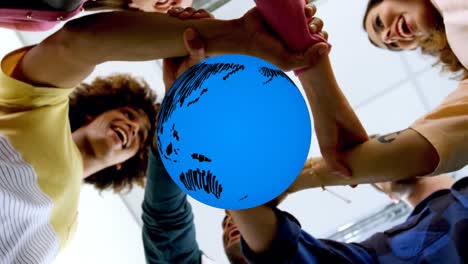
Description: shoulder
434,0,468,69
0,46,75,107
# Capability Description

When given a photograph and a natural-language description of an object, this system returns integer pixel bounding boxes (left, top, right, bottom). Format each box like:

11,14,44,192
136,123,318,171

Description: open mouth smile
225,225,241,247
155,0,169,5
395,16,413,39
113,126,129,148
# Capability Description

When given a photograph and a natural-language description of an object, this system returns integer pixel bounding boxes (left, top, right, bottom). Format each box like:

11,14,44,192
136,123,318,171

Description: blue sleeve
142,148,202,264
240,208,377,264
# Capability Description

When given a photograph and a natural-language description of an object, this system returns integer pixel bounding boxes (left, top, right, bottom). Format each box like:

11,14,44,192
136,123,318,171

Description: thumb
322,150,351,179
304,42,330,66
183,27,206,61
310,42,330,56
329,159,351,179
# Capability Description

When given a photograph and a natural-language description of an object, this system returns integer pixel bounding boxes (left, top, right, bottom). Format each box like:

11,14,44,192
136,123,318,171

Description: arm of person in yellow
16,8,311,88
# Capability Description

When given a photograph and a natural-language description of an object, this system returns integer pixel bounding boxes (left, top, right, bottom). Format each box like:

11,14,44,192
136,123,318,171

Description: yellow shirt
0,47,82,263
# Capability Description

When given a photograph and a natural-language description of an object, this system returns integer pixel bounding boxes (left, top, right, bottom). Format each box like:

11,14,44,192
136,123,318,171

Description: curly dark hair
363,0,468,79
69,74,159,193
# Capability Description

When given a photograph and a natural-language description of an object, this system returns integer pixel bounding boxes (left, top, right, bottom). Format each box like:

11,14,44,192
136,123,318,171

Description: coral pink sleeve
254,0,331,75
410,79,468,175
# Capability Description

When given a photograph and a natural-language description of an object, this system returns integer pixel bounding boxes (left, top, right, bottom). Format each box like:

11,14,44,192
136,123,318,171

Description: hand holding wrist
294,42,330,76
196,18,245,57
287,157,326,193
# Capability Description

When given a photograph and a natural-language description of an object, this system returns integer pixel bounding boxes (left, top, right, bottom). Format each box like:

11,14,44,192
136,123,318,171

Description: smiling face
222,212,247,264
84,106,150,168
364,0,440,51
129,0,193,13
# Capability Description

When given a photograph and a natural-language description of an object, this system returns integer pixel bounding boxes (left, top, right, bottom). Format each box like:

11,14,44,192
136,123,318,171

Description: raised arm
299,54,369,178
242,2,368,177
16,11,237,88
142,148,202,264
290,128,439,191
285,4,368,178
16,9,311,88
228,205,374,263
228,132,436,262
291,77,468,190
142,23,210,264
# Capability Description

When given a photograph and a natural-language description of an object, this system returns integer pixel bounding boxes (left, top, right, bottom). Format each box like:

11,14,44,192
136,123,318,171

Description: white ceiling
9,0,468,263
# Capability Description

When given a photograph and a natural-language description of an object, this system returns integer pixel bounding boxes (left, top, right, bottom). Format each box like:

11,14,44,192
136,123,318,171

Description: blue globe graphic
157,54,311,209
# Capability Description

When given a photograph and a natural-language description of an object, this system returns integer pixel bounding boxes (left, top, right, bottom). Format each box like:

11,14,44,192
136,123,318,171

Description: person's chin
225,240,245,264
94,140,120,159
151,4,172,13
181,0,193,8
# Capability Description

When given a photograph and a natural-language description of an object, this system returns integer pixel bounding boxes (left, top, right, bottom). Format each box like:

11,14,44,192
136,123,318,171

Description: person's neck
405,175,455,207
72,129,104,179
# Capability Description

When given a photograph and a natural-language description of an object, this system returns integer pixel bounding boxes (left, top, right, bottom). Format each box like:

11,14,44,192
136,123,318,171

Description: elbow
407,130,440,177
418,142,439,176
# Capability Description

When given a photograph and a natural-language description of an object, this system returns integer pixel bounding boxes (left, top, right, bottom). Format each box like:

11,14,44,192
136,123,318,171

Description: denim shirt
242,177,468,264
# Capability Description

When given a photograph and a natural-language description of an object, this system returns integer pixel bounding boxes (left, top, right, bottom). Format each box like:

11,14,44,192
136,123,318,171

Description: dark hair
363,0,404,51
69,74,159,192
362,0,468,79
362,0,383,32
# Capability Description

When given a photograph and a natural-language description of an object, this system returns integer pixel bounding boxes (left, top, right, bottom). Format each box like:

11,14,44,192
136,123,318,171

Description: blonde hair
419,29,468,79
363,0,468,80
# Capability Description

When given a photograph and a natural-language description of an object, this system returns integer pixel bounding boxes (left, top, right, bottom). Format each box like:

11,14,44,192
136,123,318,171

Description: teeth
398,17,410,38
114,127,128,147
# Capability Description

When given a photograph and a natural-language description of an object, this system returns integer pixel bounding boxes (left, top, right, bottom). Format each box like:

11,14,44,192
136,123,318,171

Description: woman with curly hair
69,74,158,193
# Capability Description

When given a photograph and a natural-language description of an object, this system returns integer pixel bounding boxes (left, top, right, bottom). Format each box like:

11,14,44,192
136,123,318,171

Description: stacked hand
163,4,330,87
152,8,212,152
163,6,364,207
298,4,368,180
162,7,213,90
240,4,331,71
302,4,330,65
267,157,334,207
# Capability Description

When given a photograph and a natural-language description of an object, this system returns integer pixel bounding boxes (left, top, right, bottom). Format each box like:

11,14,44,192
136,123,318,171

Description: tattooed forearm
376,129,408,143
